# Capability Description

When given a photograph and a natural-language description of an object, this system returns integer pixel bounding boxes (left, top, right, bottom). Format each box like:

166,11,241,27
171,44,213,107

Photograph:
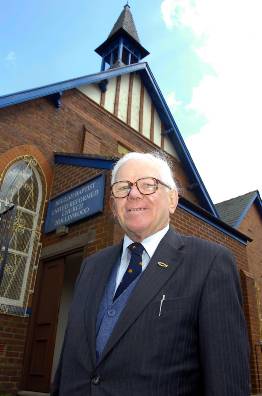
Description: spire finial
125,1,130,8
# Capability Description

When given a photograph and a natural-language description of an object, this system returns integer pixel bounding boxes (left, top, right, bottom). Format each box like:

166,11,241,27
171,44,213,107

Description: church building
0,5,260,395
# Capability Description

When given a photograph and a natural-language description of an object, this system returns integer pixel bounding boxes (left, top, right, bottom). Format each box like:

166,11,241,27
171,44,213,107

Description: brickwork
238,204,262,277
0,144,53,193
0,98,80,164
237,202,262,393
0,314,28,395
50,164,102,198
172,207,248,268
0,90,199,205
82,126,102,154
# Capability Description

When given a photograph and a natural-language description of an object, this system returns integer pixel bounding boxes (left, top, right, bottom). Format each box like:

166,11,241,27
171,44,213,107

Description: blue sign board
44,174,105,233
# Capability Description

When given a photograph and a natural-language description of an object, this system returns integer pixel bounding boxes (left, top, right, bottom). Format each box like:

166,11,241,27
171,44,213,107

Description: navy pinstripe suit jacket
52,228,250,396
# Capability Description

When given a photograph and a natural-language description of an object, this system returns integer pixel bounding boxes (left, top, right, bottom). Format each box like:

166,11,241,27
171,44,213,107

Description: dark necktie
114,242,144,301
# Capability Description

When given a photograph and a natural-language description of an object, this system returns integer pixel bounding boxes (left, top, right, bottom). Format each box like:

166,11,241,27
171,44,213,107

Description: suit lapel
84,243,122,367
98,229,185,365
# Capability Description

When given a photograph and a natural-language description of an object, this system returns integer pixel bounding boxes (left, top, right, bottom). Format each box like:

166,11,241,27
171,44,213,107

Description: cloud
186,117,261,203
161,0,207,34
161,0,262,202
166,91,182,111
5,51,16,64
160,0,178,29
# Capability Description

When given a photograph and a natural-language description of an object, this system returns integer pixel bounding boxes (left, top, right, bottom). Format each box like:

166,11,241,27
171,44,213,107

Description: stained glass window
0,157,45,316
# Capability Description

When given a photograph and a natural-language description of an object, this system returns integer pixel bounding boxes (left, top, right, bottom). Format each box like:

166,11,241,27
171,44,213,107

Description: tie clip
157,261,168,269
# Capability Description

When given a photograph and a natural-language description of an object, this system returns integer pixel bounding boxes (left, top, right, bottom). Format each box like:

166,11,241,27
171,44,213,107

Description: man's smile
127,208,147,212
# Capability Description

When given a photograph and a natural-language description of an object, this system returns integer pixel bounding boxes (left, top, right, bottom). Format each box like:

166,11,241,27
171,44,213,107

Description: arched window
0,156,46,316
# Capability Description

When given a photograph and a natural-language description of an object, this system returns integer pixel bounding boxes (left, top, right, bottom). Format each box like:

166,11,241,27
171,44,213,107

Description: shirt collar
123,224,169,259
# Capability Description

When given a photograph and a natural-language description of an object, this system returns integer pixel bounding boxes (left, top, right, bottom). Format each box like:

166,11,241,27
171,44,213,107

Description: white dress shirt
114,224,169,292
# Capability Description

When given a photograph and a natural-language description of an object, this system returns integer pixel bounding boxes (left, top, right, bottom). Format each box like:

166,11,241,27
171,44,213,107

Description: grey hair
111,152,177,191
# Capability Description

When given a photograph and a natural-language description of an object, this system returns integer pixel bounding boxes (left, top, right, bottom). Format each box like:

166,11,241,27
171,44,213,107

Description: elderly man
52,152,250,396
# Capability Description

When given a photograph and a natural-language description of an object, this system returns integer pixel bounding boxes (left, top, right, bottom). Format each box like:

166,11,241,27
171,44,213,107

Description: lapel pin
157,261,169,269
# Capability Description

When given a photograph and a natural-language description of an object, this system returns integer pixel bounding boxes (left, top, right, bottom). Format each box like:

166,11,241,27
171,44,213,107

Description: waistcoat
96,260,142,361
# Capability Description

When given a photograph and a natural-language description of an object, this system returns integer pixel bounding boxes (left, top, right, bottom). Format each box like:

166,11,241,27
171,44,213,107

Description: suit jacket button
108,309,116,317
91,375,101,385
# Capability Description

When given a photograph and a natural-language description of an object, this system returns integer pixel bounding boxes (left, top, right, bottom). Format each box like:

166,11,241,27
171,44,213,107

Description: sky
1,0,261,203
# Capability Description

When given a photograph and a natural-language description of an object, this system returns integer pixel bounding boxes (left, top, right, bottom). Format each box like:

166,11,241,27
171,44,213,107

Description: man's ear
169,190,178,214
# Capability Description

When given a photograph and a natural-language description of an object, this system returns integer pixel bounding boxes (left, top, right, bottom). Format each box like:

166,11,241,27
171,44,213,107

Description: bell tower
95,3,149,71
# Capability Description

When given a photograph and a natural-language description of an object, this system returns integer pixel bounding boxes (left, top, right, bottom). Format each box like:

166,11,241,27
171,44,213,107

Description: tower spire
95,5,149,71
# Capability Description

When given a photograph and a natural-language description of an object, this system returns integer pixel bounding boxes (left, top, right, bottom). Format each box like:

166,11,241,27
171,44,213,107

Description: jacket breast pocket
151,296,197,321
138,296,198,362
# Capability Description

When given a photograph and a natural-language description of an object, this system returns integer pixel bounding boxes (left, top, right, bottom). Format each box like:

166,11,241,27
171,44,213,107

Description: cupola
95,3,149,71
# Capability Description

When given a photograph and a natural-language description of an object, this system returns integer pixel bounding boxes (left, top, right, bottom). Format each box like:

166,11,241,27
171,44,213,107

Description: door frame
21,247,83,392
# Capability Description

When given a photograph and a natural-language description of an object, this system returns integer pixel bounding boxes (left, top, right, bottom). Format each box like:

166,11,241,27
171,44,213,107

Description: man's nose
128,183,143,198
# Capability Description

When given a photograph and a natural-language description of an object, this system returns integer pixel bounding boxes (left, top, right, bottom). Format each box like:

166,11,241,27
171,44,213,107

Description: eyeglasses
111,177,171,198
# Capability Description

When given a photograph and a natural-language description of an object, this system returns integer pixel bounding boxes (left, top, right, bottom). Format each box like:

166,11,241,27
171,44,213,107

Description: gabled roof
54,152,251,245
108,4,140,43
215,190,262,227
0,62,218,217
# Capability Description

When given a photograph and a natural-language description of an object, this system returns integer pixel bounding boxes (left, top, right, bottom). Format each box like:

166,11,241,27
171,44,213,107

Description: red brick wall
51,164,101,199
237,203,262,392
238,204,262,277
0,144,53,195
0,97,82,164
173,207,248,270
0,90,199,206
0,314,28,395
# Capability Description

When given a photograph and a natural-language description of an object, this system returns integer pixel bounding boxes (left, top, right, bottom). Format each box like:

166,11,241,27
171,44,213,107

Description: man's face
111,159,178,241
